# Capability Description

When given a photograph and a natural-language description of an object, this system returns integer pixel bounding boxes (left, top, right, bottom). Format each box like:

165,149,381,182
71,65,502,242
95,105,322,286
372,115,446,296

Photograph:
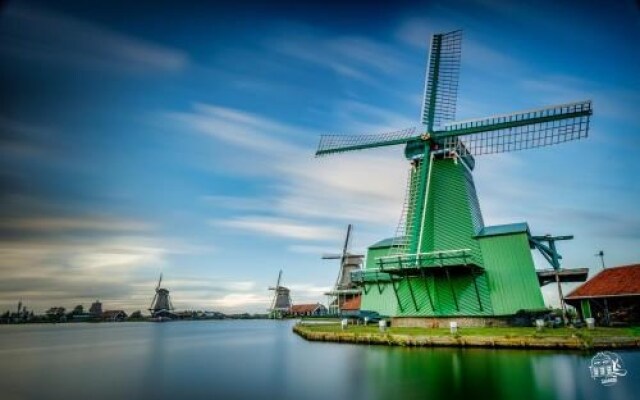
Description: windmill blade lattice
315,126,420,157
421,29,462,130
438,100,592,156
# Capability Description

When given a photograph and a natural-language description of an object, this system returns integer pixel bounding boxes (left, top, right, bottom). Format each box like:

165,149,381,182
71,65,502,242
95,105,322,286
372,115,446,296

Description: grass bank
293,323,640,350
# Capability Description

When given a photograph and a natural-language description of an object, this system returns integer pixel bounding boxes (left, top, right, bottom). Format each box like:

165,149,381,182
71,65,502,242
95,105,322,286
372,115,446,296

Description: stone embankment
293,324,640,350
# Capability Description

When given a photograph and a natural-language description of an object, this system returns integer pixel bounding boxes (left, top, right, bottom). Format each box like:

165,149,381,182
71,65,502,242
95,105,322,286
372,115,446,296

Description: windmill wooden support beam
379,258,404,312
529,234,576,325
419,268,436,312
398,256,419,311
470,267,484,312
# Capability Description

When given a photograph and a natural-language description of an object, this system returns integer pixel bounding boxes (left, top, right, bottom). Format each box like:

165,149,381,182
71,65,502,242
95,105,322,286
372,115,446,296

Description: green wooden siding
359,156,546,318
418,159,484,267
581,299,592,319
478,233,545,315
360,269,494,317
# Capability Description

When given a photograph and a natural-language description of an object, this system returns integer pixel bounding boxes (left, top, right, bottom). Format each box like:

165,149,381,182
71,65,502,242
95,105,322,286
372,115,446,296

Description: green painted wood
360,157,545,317
478,233,545,315
409,147,430,254
361,158,496,316
581,299,592,319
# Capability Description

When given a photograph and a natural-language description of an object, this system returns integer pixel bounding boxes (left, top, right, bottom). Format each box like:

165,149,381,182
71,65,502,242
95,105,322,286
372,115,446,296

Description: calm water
0,320,637,400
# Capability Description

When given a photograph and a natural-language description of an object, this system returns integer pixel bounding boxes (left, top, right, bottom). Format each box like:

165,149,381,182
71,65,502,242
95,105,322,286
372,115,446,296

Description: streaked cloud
213,216,343,241
0,216,152,233
201,195,267,212
169,103,305,156
287,244,334,255
1,2,189,73
269,26,411,85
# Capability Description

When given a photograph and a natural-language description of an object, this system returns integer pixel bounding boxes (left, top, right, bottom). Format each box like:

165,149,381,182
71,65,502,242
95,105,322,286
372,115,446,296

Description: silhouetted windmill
323,224,363,314
268,270,291,319
149,273,175,319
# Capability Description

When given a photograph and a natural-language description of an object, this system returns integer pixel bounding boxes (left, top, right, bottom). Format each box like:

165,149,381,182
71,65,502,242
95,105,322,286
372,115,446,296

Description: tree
46,307,66,322
72,304,84,315
129,310,143,320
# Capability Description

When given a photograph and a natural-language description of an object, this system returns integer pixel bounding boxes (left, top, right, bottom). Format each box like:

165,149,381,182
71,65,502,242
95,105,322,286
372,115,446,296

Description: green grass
298,324,640,338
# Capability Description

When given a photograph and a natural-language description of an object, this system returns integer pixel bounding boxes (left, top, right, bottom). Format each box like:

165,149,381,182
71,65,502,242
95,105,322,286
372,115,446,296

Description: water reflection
0,321,637,400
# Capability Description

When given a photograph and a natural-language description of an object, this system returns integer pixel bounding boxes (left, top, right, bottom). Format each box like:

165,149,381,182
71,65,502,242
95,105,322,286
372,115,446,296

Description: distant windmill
322,224,363,315
149,273,175,318
268,270,291,319
595,250,606,269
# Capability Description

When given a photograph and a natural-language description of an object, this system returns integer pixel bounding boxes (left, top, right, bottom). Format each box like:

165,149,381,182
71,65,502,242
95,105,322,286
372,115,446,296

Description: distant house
340,295,361,317
565,264,640,325
289,303,327,317
102,310,127,322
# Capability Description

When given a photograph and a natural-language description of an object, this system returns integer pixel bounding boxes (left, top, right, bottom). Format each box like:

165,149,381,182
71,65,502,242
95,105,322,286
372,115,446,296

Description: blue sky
1,0,639,313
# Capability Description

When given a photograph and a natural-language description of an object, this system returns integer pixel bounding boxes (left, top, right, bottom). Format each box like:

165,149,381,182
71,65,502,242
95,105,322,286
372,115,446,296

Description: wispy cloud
201,195,267,212
1,2,189,73
174,102,408,239
213,217,343,241
0,115,59,159
0,216,152,233
169,103,305,156
287,244,334,255
0,235,166,310
269,26,411,85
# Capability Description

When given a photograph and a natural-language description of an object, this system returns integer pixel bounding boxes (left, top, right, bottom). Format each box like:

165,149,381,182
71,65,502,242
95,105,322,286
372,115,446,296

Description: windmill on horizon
149,273,176,320
322,224,363,315
268,270,292,319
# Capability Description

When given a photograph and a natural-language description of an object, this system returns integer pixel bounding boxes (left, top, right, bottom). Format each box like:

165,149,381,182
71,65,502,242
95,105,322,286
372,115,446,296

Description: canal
0,320,637,400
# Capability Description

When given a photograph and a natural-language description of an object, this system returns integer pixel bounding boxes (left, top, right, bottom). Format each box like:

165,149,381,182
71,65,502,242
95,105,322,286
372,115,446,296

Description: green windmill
315,30,592,324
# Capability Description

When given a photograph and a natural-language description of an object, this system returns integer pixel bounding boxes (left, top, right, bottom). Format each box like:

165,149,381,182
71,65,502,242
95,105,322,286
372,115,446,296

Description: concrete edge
292,325,640,350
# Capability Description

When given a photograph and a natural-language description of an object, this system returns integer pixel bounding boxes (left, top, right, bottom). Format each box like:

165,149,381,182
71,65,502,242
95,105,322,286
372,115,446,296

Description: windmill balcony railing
348,249,482,285
377,248,476,270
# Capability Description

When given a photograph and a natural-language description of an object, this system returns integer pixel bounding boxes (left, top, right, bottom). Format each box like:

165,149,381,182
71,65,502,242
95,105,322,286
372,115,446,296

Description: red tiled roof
290,304,322,313
341,295,361,310
566,264,640,299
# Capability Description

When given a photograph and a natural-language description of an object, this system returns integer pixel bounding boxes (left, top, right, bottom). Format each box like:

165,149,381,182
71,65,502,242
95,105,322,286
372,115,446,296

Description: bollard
341,318,348,330
585,317,595,330
450,321,458,334
364,316,369,326
379,319,387,333
535,319,544,331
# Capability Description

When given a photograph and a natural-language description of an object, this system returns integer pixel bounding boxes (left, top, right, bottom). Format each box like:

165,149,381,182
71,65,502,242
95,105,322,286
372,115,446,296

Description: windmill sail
316,126,420,157
421,30,462,130
437,101,592,156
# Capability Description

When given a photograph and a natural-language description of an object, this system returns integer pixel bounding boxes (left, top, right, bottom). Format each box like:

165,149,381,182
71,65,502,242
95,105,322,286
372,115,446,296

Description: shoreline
293,324,640,350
